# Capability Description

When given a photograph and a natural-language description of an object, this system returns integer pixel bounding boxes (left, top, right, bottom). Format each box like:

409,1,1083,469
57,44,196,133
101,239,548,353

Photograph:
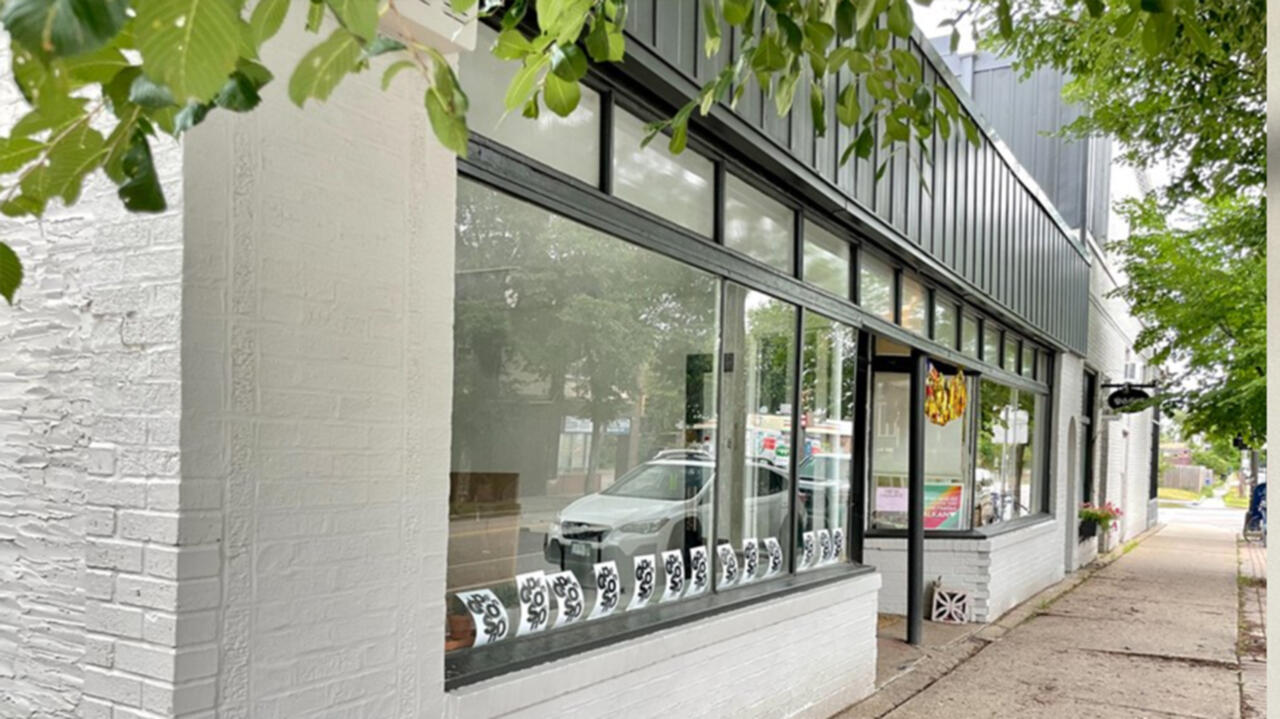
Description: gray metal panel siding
626,0,655,44
789,70,815,168
1090,138,1112,241
614,21,1089,351
696,0,729,84
654,0,699,78
965,60,1116,245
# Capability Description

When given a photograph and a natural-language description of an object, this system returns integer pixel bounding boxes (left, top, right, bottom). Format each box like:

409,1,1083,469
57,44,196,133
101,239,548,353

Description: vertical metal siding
615,16,1097,353
626,0,655,44
654,0,699,77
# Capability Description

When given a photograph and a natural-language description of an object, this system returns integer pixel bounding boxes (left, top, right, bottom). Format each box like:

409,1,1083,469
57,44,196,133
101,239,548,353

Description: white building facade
0,9,1152,719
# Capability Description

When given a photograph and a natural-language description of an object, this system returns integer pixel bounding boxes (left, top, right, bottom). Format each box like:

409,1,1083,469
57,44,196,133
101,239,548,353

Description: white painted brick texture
181,8,454,718
1087,246,1156,545
0,47,186,718
446,572,881,719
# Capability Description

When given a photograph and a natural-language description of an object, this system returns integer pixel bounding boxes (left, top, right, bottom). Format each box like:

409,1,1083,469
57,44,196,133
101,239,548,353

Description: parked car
544,457,789,571
795,453,851,532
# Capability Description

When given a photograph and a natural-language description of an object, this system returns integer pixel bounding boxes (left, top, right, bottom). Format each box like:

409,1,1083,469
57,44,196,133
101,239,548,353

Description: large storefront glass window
449,179,720,650
798,312,856,567
724,174,795,273
803,221,851,298
613,108,715,236
716,285,797,585
974,380,1044,526
866,355,974,531
462,26,600,184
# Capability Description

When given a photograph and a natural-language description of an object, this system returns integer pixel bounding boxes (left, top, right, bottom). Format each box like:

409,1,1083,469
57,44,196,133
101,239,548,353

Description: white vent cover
931,587,972,624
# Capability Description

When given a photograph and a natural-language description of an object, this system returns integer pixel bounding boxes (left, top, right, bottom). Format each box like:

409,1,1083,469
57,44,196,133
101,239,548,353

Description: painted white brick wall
984,519,1063,618
866,350,1083,622
445,572,880,719
180,9,456,718
0,47,188,718
862,539,991,619
1087,244,1156,546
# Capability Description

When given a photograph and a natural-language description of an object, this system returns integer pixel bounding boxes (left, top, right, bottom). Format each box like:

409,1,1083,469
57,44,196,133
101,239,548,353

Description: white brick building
0,8,1153,719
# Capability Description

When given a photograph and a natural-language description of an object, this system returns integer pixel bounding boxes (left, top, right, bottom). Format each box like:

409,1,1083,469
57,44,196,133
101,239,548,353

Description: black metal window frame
458,75,1055,394
447,65,1058,682
862,344,1054,540
603,74,1052,389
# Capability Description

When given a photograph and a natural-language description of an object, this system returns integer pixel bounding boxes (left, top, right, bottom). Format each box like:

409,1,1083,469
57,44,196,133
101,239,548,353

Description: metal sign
1105,383,1151,411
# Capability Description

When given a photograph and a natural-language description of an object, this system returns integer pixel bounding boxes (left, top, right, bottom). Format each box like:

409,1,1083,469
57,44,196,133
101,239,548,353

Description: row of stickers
456,527,844,647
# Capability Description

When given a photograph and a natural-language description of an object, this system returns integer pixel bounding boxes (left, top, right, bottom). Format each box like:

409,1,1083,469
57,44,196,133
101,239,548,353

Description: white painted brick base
864,519,1066,623
446,572,881,719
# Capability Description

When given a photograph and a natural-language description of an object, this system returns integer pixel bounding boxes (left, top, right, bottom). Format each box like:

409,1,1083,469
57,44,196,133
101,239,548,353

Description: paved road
862,522,1241,718
1161,482,1247,533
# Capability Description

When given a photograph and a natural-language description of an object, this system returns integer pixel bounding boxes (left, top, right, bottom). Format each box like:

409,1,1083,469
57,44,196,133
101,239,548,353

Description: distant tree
1189,434,1241,481
975,0,1264,445
1110,194,1264,446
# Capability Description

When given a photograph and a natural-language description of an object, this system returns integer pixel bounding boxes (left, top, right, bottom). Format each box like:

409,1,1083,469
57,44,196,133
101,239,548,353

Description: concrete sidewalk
838,523,1243,718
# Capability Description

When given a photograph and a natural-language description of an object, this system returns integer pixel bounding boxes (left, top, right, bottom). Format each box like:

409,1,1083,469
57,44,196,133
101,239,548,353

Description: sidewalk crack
1078,647,1240,671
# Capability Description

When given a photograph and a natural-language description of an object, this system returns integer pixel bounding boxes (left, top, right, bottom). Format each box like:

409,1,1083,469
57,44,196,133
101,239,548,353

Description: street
1160,481,1248,533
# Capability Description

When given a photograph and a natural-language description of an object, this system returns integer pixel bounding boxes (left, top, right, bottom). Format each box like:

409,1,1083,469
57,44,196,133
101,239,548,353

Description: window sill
864,513,1055,541
445,562,876,690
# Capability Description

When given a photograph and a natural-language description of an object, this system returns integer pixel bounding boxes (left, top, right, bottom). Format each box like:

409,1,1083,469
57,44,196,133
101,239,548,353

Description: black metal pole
849,332,871,565
907,350,926,645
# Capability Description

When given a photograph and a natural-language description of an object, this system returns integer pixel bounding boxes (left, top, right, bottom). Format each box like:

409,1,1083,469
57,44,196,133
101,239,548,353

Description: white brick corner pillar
179,8,459,718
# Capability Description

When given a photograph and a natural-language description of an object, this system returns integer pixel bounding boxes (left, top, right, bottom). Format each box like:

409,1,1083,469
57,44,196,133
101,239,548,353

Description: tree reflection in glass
974,381,1040,526
797,312,856,566
448,179,719,649
716,285,796,584
859,253,895,322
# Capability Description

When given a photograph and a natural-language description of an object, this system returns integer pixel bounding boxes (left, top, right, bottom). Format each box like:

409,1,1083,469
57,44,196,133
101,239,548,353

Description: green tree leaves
288,28,363,106
2,0,128,56
325,0,378,41
0,0,1237,320
117,130,166,211
0,243,22,305
424,49,469,155
249,0,290,45
18,118,105,210
136,0,242,103
1111,195,1266,444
